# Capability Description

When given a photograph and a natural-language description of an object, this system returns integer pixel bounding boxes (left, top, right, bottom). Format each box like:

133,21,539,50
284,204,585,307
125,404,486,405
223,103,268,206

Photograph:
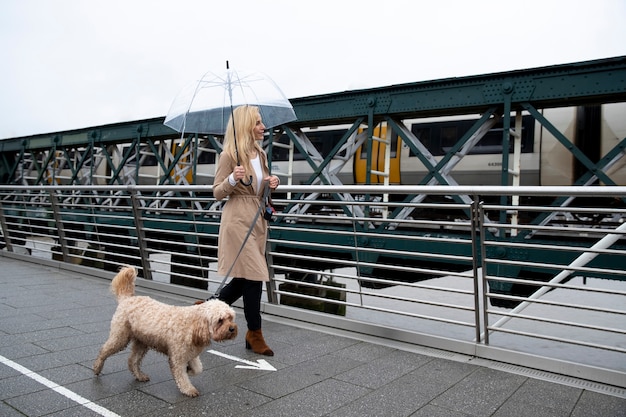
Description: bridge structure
1,57,626,389
1,56,626,288
2,56,626,191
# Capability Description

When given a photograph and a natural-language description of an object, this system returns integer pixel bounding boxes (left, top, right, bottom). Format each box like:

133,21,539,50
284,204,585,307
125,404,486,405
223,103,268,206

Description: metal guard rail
1,184,625,389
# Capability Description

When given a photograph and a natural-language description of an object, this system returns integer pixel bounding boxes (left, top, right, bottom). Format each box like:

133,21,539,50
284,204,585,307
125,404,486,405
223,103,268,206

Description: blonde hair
222,105,263,169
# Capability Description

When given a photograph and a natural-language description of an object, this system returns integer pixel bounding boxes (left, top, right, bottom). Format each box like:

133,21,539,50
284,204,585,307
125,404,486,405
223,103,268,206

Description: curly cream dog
93,266,238,397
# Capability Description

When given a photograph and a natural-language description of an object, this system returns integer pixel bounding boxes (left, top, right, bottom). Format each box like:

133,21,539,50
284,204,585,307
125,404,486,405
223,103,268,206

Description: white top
250,155,263,194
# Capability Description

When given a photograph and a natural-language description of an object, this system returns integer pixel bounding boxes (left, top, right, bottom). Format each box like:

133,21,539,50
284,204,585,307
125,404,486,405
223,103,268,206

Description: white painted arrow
207,349,277,371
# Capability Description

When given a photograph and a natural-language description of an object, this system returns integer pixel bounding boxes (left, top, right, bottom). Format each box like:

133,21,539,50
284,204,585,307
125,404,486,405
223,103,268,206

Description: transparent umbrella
164,63,297,136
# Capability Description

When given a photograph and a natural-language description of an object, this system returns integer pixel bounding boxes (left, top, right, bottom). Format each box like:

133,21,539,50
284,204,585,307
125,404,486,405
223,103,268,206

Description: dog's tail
110,266,137,301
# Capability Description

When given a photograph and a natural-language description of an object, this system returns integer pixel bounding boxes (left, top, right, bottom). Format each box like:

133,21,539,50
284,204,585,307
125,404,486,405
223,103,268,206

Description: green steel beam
289,56,626,124
0,117,177,153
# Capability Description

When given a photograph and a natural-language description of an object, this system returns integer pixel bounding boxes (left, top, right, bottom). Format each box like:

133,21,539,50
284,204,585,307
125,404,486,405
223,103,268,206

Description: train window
410,116,534,156
197,149,216,164
121,146,134,164
308,133,327,156
412,127,432,151
272,134,300,161
78,149,92,167
441,126,458,151
122,145,158,166
272,130,347,162
62,149,91,168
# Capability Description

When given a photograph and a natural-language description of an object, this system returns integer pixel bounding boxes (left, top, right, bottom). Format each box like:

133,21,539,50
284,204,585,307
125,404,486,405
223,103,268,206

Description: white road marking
0,354,121,417
207,349,277,371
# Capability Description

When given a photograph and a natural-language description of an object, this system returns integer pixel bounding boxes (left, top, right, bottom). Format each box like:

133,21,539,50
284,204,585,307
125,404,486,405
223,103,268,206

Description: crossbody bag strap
213,185,272,298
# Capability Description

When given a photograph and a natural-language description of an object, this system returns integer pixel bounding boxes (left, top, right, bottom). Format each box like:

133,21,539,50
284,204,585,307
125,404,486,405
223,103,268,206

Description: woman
212,105,280,356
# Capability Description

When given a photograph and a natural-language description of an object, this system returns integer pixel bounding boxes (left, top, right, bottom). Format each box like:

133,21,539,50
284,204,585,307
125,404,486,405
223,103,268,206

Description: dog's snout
229,326,236,333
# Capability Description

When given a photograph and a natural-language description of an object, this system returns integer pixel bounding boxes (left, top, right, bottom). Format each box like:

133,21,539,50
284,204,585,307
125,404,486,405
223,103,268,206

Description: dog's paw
93,360,103,375
182,387,200,397
134,373,150,382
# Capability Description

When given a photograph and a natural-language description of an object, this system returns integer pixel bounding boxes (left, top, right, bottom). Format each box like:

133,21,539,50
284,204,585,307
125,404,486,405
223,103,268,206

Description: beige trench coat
213,151,271,281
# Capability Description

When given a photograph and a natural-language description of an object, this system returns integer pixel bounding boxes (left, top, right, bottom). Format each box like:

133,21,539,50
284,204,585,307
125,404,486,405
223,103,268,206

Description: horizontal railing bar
273,288,477,328
485,258,626,276
1,184,626,197
486,327,626,354
275,276,476,312
486,293,626,315
485,277,626,297
485,240,626,255
487,311,626,334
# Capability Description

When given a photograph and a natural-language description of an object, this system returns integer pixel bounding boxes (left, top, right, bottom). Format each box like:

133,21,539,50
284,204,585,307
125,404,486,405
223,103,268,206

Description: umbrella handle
240,175,253,186
235,162,253,186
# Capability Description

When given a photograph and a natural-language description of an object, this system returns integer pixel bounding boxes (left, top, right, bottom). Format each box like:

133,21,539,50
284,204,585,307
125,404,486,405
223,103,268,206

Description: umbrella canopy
164,67,297,135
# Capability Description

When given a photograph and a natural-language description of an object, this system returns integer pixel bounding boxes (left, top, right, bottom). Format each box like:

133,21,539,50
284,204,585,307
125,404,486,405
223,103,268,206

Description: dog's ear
191,318,211,346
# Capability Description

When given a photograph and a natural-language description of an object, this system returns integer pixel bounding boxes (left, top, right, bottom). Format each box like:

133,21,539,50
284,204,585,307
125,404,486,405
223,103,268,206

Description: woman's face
253,113,265,141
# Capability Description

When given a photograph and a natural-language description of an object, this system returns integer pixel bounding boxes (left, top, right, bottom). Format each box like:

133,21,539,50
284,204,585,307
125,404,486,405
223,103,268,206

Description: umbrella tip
226,60,229,70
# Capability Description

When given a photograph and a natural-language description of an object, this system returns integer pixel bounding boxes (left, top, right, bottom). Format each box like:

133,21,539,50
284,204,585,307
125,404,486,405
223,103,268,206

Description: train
269,103,626,188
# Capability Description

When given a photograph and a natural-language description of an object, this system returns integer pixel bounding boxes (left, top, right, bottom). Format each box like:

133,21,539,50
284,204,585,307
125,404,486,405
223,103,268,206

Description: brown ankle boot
245,329,274,356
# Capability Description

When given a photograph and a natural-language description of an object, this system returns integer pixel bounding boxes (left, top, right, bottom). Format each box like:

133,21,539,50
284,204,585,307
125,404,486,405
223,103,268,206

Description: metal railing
1,184,625,389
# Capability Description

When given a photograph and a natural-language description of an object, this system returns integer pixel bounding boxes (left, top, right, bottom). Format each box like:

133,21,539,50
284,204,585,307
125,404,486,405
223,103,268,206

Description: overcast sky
1,0,625,140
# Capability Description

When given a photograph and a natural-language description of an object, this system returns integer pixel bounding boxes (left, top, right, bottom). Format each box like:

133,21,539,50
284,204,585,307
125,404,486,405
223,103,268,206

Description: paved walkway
1,256,625,417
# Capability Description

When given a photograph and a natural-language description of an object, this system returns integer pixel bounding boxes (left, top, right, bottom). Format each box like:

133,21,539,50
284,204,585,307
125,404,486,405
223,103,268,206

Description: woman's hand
232,165,246,181
266,175,280,189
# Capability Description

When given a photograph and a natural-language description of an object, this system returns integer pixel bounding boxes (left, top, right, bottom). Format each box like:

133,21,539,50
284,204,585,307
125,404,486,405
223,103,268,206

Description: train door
46,150,64,184
353,123,401,184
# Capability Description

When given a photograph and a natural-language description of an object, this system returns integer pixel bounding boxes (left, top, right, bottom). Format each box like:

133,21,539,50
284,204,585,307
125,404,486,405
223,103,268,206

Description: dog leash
211,184,272,299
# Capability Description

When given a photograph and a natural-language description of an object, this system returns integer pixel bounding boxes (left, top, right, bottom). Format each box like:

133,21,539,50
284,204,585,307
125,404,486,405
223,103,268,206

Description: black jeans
217,278,262,331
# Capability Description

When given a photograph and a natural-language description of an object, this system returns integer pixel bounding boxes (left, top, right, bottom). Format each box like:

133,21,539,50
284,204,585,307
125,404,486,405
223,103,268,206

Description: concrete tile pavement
1,256,625,417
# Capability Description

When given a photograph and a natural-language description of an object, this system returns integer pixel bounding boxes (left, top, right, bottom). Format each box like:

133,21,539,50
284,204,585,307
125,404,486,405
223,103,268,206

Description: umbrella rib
163,67,297,136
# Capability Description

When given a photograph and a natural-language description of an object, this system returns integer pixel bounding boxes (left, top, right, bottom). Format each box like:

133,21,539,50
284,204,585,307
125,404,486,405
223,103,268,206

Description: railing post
0,200,13,252
470,196,483,344
129,188,153,280
48,190,70,262
478,201,489,345
265,238,278,304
